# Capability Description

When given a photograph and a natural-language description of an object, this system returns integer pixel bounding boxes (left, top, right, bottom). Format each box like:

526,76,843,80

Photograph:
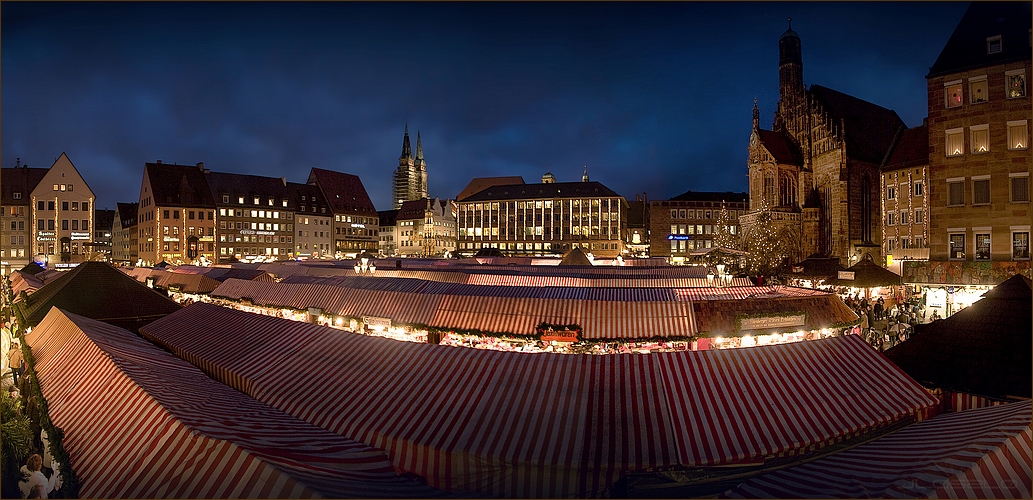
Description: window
900,211,910,225
1013,231,1030,260
886,212,896,226
62,201,69,211
887,238,896,251
969,76,988,103
972,177,991,205
949,233,966,260
67,184,73,192
1008,120,1028,150
47,201,54,210
38,201,45,210
1011,173,1030,203
47,220,54,230
238,196,245,204
1007,70,1026,99
987,35,1002,54
970,125,989,153
222,194,230,203
944,81,963,108
174,210,180,219
914,181,924,196
189,211,195,220
887,186,896,200
974,232,990,261
62,220,69,231
71,220,79,230
12,192,21,200
946,128,964,156
948,179,965,206
163,210,170,219
53,184,59,191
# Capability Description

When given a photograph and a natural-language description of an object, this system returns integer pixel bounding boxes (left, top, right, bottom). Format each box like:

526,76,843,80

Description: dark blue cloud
2,2,968,210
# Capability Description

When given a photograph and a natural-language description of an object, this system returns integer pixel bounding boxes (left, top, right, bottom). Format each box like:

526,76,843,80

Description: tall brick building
924,2,1030,269
743,23,906,267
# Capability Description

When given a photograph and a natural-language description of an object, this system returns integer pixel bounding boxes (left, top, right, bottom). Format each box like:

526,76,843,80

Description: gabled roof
928,2,1032,78
93,209,115,231
16,262,182,332
285,181,329,214
885,274,1032,400
626,200,647,227
1,166,48,205
883,123,929,171
378,209,400,226
756,129,804,166
456,176,526,201
144,162,217,209
307,167,377,215
808,85,906,165
670,190,750,203
397,198,429,220
461,181,622,202
115,202,138,228
559,247,593,266
204,171,290,207
823,253,902,288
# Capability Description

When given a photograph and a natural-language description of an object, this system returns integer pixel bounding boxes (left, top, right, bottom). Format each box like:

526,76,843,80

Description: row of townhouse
115,161,378,266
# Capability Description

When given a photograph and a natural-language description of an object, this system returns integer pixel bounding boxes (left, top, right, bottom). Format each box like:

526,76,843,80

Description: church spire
582,166,589,183
752,98,760,129
415,131,424,161
400,124,412,160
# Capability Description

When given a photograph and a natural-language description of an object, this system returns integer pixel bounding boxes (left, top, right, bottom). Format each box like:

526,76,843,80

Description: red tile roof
883,124,929,171
1,167,48,205
144,162,217,209
756,129,804,165
307,167,377,215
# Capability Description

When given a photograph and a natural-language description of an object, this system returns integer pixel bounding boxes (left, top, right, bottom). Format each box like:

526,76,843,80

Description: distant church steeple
752,97,760,130
582,166,590,183
393,124,428,208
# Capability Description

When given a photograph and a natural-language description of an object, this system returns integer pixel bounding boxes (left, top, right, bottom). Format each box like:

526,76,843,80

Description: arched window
763,169,777,207
779,172,797,207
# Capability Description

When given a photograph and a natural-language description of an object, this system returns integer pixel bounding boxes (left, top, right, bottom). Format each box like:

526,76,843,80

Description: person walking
8,342,24,386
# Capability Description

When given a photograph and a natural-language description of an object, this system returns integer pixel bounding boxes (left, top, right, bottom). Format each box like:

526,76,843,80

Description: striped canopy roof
140,303,938,497
25,307,442,498
721,400,1032,498
211,278,854,339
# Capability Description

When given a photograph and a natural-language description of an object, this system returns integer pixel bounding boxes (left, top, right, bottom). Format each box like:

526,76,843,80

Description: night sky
3,2,969,212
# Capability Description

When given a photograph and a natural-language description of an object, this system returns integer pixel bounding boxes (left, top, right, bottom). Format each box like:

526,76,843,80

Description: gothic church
744,22,906,266
393,125,428,209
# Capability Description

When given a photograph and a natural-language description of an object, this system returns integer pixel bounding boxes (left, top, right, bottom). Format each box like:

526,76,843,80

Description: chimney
15,158,20,168
156,159,163,165
197,162,208,172
281,177,287,186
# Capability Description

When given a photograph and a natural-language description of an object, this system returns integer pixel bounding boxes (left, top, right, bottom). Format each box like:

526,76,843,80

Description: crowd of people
844,293,935,351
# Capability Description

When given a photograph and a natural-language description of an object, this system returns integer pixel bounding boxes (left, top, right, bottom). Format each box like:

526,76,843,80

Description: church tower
415,131,428,200
393,125,416,209
775,19,810,162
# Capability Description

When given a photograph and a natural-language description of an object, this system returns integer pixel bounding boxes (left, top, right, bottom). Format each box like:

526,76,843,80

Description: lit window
1008,120,1028,150
987,35,1002,54
1011,173,1030,203
970,125,989,153
974,232,990,261
238,196,245,204
887,238,895,251
1006,70,1026,99
972,177,991,205
944,81,963,108
948,179,965,206
1013,231,1030,260
946,128,964,156
949,233,966,260
969,76,988,103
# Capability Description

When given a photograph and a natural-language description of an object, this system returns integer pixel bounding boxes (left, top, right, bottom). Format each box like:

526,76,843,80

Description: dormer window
987,35,1002,54
238,195,245,204
222,194,230,204
12,192,21,200
254,196,260,205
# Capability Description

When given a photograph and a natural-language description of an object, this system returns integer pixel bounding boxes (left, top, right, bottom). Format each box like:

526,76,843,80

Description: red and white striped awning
140,303,939,497
26,306,442,498
721,400,1032,498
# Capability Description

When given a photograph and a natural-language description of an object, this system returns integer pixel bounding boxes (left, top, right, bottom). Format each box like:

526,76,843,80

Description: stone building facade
649,191,748,263
926,2,1030,267
111,202,138,266
456,173,628,258
881,123,930,266
743,23,906,268
396,197,457,257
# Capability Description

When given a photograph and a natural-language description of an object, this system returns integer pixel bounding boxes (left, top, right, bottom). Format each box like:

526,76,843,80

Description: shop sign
362,316,392,328
791,266,804,273
37,231,56,242
541,330,579,342
837,271,855,280
667,234,690,240
740,314,806,330
70,232,90,241
926,288,947,308
351,223,366,228
239,229,276,236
